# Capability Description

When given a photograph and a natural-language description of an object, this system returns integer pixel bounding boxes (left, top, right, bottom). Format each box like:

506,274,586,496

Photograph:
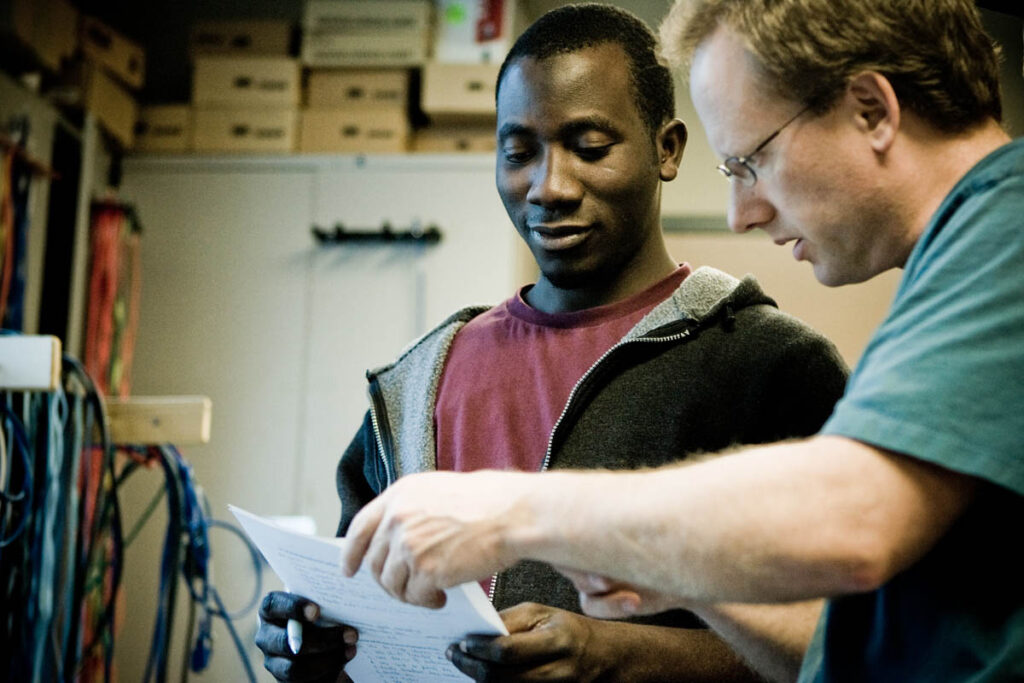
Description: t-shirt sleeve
822,174,1024,496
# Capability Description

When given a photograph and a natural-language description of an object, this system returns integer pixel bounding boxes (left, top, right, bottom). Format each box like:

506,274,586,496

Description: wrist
500,470,587,567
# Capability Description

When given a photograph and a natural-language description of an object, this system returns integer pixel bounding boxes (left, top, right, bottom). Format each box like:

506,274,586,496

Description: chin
543,267,592,290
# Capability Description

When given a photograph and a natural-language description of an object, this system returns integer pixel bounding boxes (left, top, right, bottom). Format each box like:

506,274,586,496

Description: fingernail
304,603,320,621
459,640,469,653
343,628,358,644
445,646,454,661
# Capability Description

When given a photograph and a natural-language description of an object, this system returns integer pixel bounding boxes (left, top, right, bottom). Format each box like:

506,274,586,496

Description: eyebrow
498,115,622,144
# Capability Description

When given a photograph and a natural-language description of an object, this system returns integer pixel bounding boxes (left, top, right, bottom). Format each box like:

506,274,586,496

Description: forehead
496,43,645,134
688,26,789,154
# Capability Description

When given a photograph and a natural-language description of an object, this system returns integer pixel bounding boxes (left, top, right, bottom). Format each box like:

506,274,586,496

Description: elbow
832,533,903,594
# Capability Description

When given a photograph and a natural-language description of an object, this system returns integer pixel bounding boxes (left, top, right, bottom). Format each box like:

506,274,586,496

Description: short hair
659,0,1003,133
496,3,675,137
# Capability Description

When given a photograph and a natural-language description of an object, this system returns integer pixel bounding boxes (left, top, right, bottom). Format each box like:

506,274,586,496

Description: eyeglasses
717,104,811,187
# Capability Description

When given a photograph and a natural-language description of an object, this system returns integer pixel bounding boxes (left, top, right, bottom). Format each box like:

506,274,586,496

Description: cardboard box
50,61,138,148
433,0,528,64
135,105,193,153
192,56,301,108
299,107,408,153
80,14,146,90
421,62,499,121
193,108,298,153
412,124,495,153
189,19,294,58
301,30,429,67
301,0,432,67
303,0,431,34
1,0,78,72
306,69,408,108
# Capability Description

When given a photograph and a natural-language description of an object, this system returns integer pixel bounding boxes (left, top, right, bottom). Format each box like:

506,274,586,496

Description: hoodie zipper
487,325,694,604
367,377,394,487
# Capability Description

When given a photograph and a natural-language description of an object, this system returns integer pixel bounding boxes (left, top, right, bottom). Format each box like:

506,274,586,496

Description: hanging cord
62,355,124,682
0,401,33,548
129,444,260,683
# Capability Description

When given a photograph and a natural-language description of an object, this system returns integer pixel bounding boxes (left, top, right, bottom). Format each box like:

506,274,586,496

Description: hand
255,591,358,682
447,603,614,682
560,569,690,619
341,471,531,607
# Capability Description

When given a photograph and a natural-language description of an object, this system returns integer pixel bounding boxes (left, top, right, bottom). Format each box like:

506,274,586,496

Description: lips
773,236,807,261
528,224,592,251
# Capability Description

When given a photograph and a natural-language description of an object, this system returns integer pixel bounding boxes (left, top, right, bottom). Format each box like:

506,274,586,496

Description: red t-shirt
434,264,691,475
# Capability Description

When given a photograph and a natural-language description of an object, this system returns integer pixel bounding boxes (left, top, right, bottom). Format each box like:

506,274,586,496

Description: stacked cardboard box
414,0,526,153
188,20,300,154
38,13,145,149
301,68,410,154
1,0,78,73
191,56,300,154
297,1,426,154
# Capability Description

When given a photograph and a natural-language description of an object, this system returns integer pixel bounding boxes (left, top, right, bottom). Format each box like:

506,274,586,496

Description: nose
526,147,583,208
726,180,774,234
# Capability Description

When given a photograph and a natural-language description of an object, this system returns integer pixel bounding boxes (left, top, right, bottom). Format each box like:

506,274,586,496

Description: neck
896,118,1011,262
526,236,678,314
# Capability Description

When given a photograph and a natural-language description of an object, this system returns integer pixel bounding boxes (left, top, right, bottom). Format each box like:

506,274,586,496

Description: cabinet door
117,164,316,682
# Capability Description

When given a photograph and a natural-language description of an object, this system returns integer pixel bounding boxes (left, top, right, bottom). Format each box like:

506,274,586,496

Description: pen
287,618,303,654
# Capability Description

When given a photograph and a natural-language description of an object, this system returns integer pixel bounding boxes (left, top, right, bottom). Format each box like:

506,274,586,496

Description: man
260,4,848,682
340,1,1024,681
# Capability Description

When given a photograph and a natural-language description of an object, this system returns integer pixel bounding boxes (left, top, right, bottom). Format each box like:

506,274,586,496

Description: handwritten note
229,505,507,682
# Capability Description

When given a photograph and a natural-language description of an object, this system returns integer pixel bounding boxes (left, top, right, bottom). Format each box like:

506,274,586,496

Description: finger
256,618,356,658
498,602,548,634
341,496,387,577
378,550,410,602
255,621,291,658
260,591,322,623
262,651,347,683
405,569,448,608
447,643,507,683
461,623,572,666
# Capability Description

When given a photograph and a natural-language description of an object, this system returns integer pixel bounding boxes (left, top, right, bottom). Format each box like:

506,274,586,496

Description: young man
341,1,1023,682
259,5,848,682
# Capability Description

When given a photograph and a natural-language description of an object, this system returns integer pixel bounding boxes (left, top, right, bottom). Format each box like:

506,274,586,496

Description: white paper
229,505,507,682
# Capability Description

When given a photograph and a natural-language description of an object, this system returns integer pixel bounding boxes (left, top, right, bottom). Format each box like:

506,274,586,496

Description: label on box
193,108,298,153
189,19,293,57
299,107,408,153
306,69,408,108
193,56,301,107
301,31,428,67
135,105,192,152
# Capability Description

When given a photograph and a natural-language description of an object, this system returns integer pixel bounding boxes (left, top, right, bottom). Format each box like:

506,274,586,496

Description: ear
844,72,900,154
657,118,688,181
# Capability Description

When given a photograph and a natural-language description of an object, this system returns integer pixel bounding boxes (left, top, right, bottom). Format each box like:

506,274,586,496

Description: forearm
511,436,976,602
598,621,765,683
692,601,824,683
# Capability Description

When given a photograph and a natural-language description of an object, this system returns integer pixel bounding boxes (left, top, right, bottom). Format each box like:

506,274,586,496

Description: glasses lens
724,158,756,186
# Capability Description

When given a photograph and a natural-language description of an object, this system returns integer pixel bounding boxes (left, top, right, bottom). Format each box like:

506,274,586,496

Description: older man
342,1,1024,681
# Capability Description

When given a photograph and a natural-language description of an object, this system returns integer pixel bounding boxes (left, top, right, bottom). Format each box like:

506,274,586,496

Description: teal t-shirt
800,137,1024,681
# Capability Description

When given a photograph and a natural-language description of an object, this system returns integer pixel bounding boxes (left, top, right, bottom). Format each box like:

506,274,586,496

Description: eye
571,131,615,161
575,143,613,161
501,141,536,165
